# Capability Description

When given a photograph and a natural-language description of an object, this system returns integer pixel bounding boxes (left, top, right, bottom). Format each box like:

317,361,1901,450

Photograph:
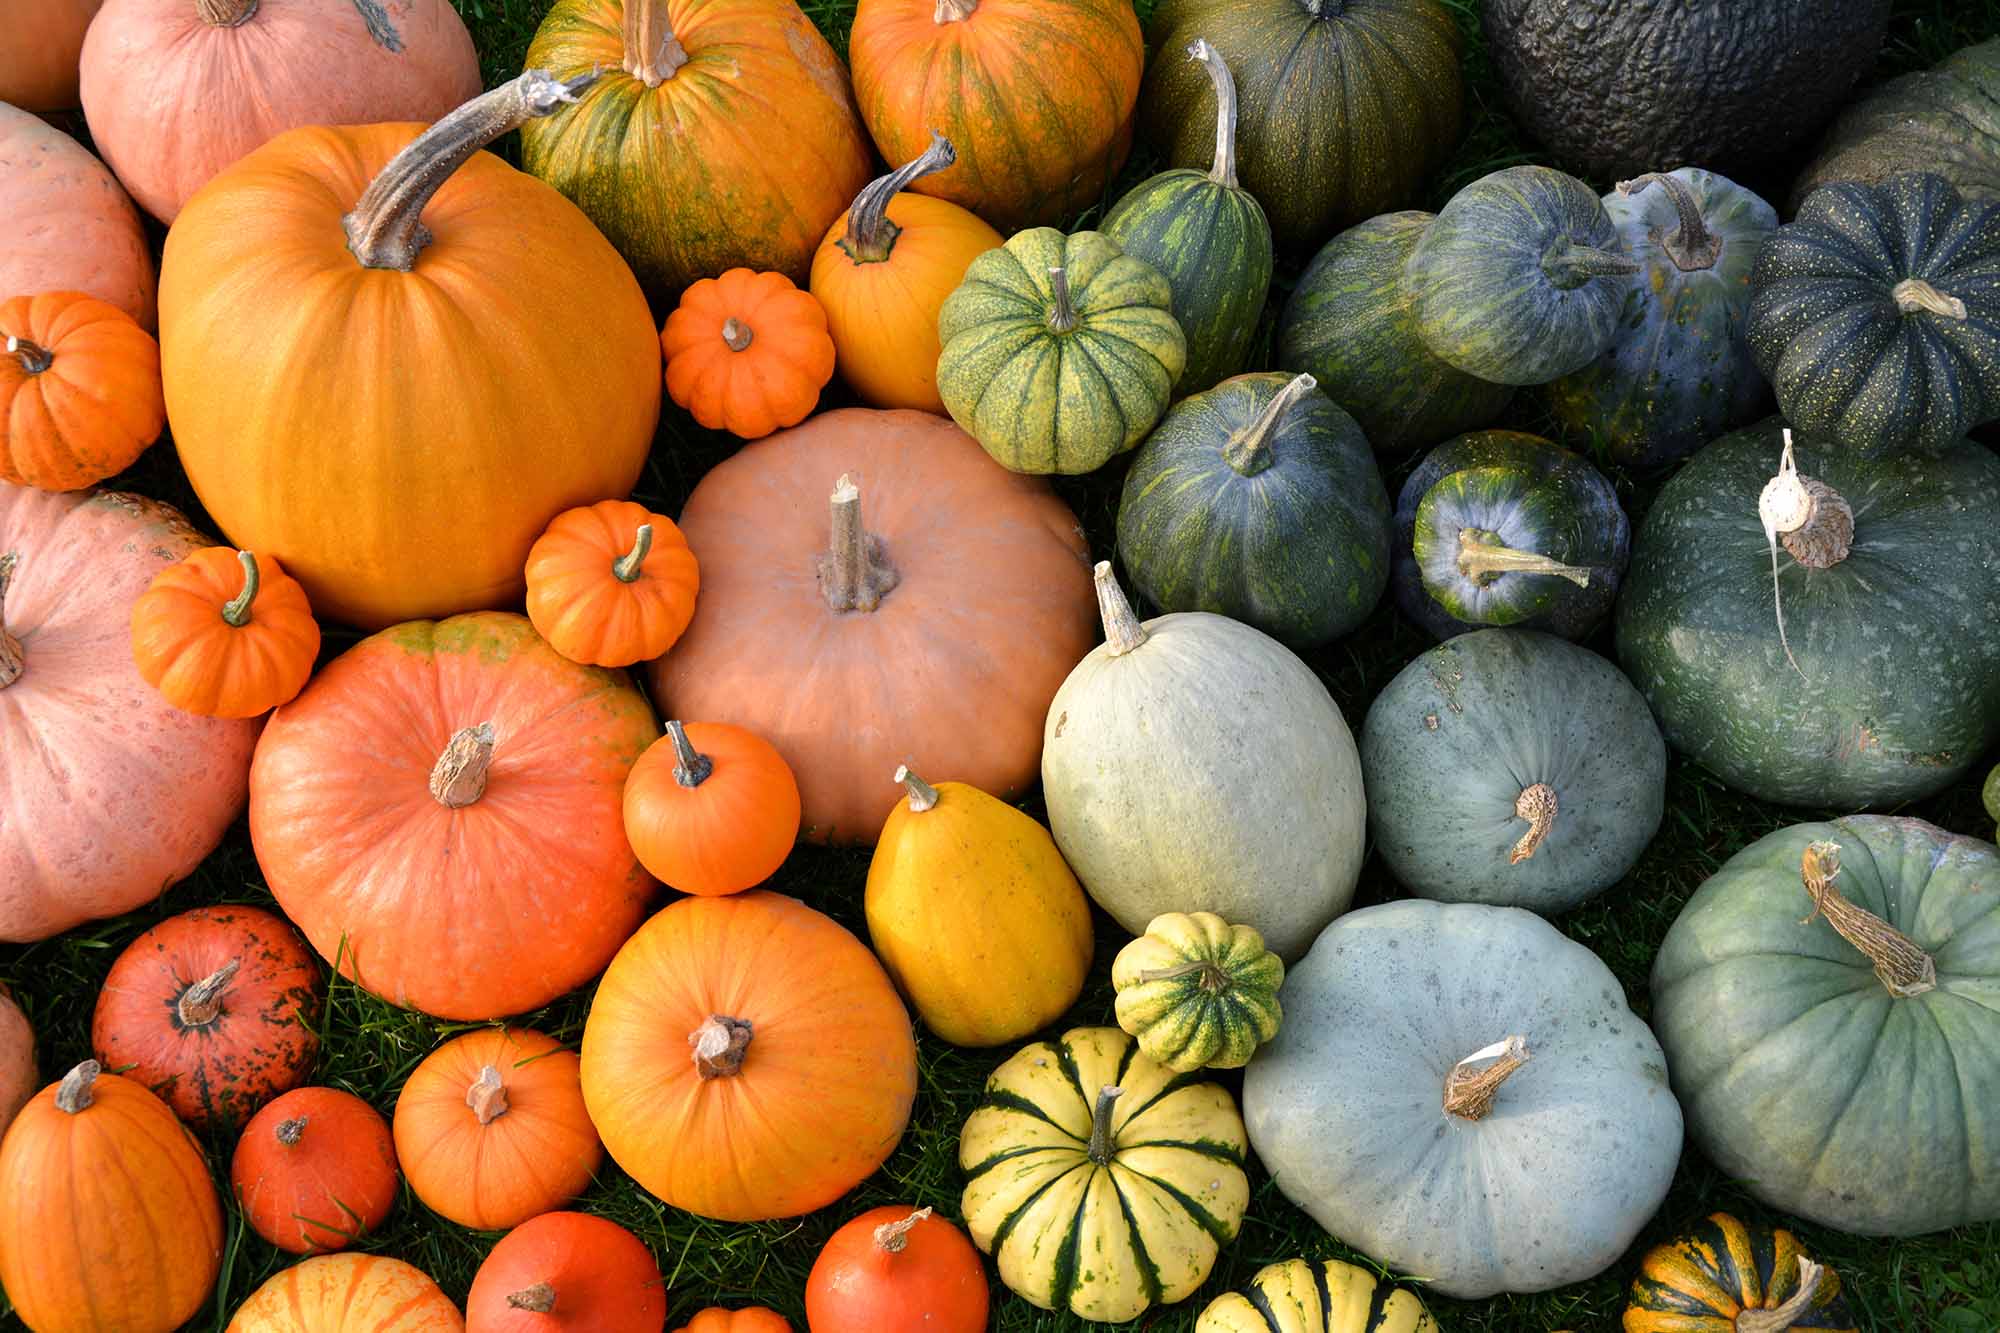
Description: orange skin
232,1087,400,1254
525,499,699,669
674,1311,792,1333
661,269,835,440
0,291,163,490
0,0,100,109
623,721,801,897
465,1211,666,1333
806,1205,990,1333
226,1254,463,1332
0,105,156,329
131,547,320,718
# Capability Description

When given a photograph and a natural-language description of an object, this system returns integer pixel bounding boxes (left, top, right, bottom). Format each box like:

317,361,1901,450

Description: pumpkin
1196,1258,1438,1333
1243,899,1684,1298
0,103,155,330
91,904,322,1129
0,291,163,491
648,408,1095,845
1614,420,2000,809
936,227,1187,475
0,986,32,1137
1101,38,1271,396
580,891,918,1221
520,0,872,300
624,721,799,897
1624,1212,1856,1333
1043,564,1366,962
232,1087,399,1255
1405,165,1639,386
809,134,1002,414
0,1062,222,1332
159,71,661,630
0,485,259,942
1116,371,1391,647
1987,763,2000,840
848,0,1143,232
1748,173,2000,458
1794,37,2000,209
130,547,320,717
227,1254,464,1332
465,1211,665,1333
1391,430,1630,642
1546,169,1777,471
0,0,100,108
805,1205,988,1333
1361,629,1666,913
524,499,699,668
674,1313,789,1333
959,1025,1248,1323
251,612,657,1019
1141,0,1463,253
660,268,835,440
1110,911,1283,1072
78,0,481,223
1275,211,1514,452
864,765,1093,1048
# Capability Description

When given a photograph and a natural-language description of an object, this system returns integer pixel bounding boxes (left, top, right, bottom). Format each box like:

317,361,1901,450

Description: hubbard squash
130,547,320,718
465,1211,665,1332
0,0,100,109
1110,911,1283,1072
231,1087,400,1255
0,986,32,1137
1795,37,2000,209
0,103,156,330
1197,1259,1437,1333
227,1254,464,1332
1624,1213,1855,1333
0,291,163,491
805,1205,988,1333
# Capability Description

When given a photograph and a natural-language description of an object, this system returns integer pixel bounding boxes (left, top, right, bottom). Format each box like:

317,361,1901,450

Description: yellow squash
1197,1258,1438,1332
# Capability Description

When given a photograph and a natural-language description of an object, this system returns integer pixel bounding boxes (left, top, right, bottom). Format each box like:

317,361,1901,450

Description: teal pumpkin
936,228,1187,475
1404,166,1639,385
1117,372,1391,647
1102,38,1272,397
1276,211,1514,451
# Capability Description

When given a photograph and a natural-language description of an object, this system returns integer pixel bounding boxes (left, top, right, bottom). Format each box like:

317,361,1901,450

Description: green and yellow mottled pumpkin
1986,763,2000,840
1112,912,1283,1072
1197,1258,1438,1333
1624,1213,1856,1333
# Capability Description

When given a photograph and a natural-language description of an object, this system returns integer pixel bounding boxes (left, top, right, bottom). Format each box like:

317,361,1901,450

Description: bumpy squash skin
1795,38,2000,210
1111,912,1282,1072
1624,1213,1856,1333
1197,1258,1438,1333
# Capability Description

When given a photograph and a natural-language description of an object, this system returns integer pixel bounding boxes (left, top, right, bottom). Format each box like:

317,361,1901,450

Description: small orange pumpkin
674,1311,791,1333
231,1087,399,1254
806,1205,988,1333
623,721,801,897
131,547,320,717
465,1211,665,1332
660,269,834,440
0,290,164,491
525,500,699,668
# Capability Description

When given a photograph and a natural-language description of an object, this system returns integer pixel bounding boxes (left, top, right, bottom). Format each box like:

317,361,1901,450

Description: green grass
5,1,2000,1329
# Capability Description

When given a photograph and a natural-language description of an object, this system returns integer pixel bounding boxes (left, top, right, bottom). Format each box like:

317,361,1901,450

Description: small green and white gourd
1112,911,1283,1071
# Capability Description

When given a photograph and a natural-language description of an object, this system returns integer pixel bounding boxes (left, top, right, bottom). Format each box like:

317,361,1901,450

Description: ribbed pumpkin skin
1196,1258,1438,1333
129,547,321,718
1795,38,2000,210
1111,912,1283,1072
0,0,99,109
227,1253,464,1332
1624,1213,1855,1333
0,291,163,490
1614,420,2000,809
0,104,156,331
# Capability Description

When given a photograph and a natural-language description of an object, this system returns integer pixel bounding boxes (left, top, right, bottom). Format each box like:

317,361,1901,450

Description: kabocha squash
1116,372,1390,647
525,500,698,669
131,548,320,717
1795,37,2000,209
848,0,1143,232
159,72,661,630
805,1206,989,1333
0,291,163,491
624,722,800,897
1196,1259,1438,1333
0,104,156,330
232,1087,399,1255
1624,1213,1856,1333
865,766,1092,1048
0,986,33,1136
959,1025,1249,1323
675,1313,789,1333
937,228,1186,475
1243,900,1683,1298
520,0,872,300
1102,39,1272,396
465,1212,665,1333
1,0,100,108
660,269,835,440
227,1254,464,1332
250,612,658,1020
581,892,918,1221
649,409,1095,845
1111,912,1283,1072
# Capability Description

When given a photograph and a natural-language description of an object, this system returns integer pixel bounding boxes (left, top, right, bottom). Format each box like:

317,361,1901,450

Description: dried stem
1800,841,1936,997
841,133,956,263
1759,429,1852,681
934,0,978,20
1443,1035,1530,1121
1892,278,1967,320
1085,1085,1123,1164
895,765,940,813
1508,784,1558,864
1137,959,1232,992
1185,38,1240,188
690,1015,754,1079
177,958,240,1027
221,551,260,627
55,1061,100,1115
429,722,496,808
276,1116,308,1147
1046,267,1078,334
666,720,712,788
5,336,51,374
815,475,899,613
721,318,753,352
196,0,258,25
873,1207,933,1254
1736,1257,1830,1333
465,1065,509,1125
0,553,22,689
508,1283,557,1313
1456,530,1591,587
1223,373,1316,477
1093,562,1148,656
622,0,688,86
1616,173,1721,270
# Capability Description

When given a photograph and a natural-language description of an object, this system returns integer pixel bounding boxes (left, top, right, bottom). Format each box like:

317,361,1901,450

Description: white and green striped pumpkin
1196,1258,1439,1333
1112,911,1284,1071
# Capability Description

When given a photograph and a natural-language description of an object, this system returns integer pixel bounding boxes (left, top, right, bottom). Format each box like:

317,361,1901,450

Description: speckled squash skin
1794,38,2000,211
1361,630,1665,914
1111,911,1283,1072
1614,419,2000,809
1624,1213,1856,1333
1651,816,2000,1236
1197,1258,1438,1333
1243,899,1683,1298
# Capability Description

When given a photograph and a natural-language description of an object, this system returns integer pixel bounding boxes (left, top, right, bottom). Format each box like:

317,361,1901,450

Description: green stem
1540,237,1639,290
1617,173,1721,271
1456,530,1591,588
613,524,653,583
1223,373,1315,477
221,551,260,627
665,721,712,788
1085,1085,1123,1164
840,133,956,264
1046,267,1078,334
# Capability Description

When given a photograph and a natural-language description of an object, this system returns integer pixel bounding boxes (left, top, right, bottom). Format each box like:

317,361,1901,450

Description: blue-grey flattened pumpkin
1117,372,1390,647
1197,1258,1439,1333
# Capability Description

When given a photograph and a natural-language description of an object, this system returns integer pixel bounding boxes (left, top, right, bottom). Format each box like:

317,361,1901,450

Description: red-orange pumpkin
806,1206,989,1333
525,499,699,669
0,984,35,1137
0,103,157,330
226,1253,464,1332
622,721,801,897
232,1086,399,1254
131,547,320,717
465,1211,665,1332
0,0,102,109
674,1310,791,1333
0,290,164,491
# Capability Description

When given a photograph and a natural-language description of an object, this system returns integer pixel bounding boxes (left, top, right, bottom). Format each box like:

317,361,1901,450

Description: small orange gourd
0,290,163,491
131,547,320,717
623,721,801,897
661,269,834,440
525,500,699,668
806,1205,989,1333
674,1310,791,1333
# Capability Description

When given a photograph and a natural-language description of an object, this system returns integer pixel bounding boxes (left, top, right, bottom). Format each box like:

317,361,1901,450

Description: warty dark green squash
1794,37,2000,211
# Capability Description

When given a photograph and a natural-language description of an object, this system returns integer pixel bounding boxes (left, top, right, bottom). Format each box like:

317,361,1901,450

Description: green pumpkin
1102,39,1273,397
1391,431,1629,642
1276,211,1514,451
1403,166,1639,386
1615,419,2000,809
937,228,1186,476
1652,817,2000,1236
1116,372,1390,647
1986,763,2000,840
1111,911,1284,1072
1794,37,2000,210
1546,169,1777,471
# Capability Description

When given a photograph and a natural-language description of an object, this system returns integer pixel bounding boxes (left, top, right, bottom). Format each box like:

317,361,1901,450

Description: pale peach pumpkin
0,0,102,109
0,984,34,1137
0,102,156,329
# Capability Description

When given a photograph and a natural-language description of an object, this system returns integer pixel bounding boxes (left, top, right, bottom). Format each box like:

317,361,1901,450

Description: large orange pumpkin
580,891,918,1222
465,1211,665,1332
0,0,101,109
158,71,661,629
0,290,163,491
648,409,1094,845
227,1253,464,1332
249,611,658,1020
0,103,156,330
0,985,34,1138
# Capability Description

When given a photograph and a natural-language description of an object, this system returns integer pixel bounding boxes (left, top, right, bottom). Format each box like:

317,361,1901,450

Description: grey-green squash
1196,1258,1438,1333
1793,37,2000,211
1111,911,1284,1072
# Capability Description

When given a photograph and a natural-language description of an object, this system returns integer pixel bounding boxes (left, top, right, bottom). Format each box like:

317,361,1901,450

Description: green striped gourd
1111,911,1284,1072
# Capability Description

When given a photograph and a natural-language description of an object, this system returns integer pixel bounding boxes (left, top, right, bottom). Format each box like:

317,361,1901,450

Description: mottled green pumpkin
1794,37,2000,210
1117,373,1390,647
1276,211,1514,451
937,228,1186,475
1624,1212,1856,1333
1111,911,1283,1072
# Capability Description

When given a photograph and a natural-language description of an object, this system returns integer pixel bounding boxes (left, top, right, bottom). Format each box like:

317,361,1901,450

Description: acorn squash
1624,1212,1856,1333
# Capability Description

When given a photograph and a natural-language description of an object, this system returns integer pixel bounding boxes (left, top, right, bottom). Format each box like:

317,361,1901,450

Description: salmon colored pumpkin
0,103,156,330
249,611,657,1020
131,547,320,717
227,1253,464,1332
806,1205,989,1333
0,985,34,1137
0,291,163,490
232,1087,399,1254
675,1309,791,1333
623,721,801,897
79,0,482,222
0,0,102,108
465,1211,666,1332
0,1062,223,1333
650,409,1094,845
661,269,835,440
158,71,661,629
580,892,918,1221
526,500,699,668
0,485,260,942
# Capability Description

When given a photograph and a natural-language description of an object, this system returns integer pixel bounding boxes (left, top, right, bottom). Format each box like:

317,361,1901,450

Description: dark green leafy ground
5,1,2000,1329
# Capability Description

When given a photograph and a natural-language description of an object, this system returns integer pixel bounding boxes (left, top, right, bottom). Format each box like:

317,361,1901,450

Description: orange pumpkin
465,1211,665,1332
227,1253,464,1332
660,269,835,440
131,547,320,717
0,984,35,1139
0,291,163,491
0,1062,223,1332
674,1309,792,1333
249,612,658,1020
649,409,1095,845
623,721,801,897
158,71,661,629
580,891,917,1222
525,500,699,668
393,1028,603,1232
0,104,156,330
232,1086,399,1254
806,1206,989,1333
0,0,101,109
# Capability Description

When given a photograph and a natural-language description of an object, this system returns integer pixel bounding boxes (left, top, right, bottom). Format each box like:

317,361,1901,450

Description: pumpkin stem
1301,0,1344,16
466,1065,510,1125
1455,529,1591,588
1616,173,1722,271
1735,1257,1830,1333
690,1014,754,1079
1443,1035,1529,1121
1800,841,1937,997
430,721,497,808
1539,237,1640,290
1092,562,1149,656
614,524,654,583
622,0,689,85
1223,372,1316,477
1507,783,1558,864
1185,38,1241,188
221,551,261,627
1757,429,1852,682
55,1061,100,1114
1138,959,1233,992
275,1116,309,1147
1085,1085,1123,1165
1046,266,1079,334
721,318,754,352
177,958,241,1028
507,1282,558,1313
344,70,598,272
1892,278,1967,320
0,552,22,690
195,0,258,25
873,1207,933,1254
841,132,957,264
4,336,51,375
665,720,713,788
816,474,900,613
895,765,940,813
934,0,977,21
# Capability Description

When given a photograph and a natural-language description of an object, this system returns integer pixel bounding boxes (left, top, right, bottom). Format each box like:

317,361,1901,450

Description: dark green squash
1276,211,1513,451
1793,37,2000,211
1102,39,1272,398
1625,1213,1856,1333
1117,372,1390,646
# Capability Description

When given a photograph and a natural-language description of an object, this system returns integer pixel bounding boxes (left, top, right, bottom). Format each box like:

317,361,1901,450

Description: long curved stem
221,551,260,627
1223,373,1315,477
1184,39,1241,188
1617,173,1721,270
1456,530,1590,587
1800,841,1936,997
840,133,956,263
622,0,688,85
1737,1258,1829,1333
1508,784,1558,863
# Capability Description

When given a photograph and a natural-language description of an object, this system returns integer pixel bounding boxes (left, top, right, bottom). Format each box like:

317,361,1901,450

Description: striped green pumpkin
1112,911,1284,1072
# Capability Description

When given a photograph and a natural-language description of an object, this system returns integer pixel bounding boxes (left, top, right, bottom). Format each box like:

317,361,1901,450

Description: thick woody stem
721,318,753,352
5,337,51,374
55,1061,100,1114
430,722,496,808
1093,562,1148,656
613,524,653,583
177,959,241,1027
622,0,688,86
196,0,258,25
873,1207,933,1254
1456,530,1591,587
690,1015,754,1078
896,765,940,813
1443,1035,1530,1121
1800,841,1937,997
1224,373,1316,477
815,475,900,613
222,551,261,627
1508,784,1558,864
665,720,712,788
1892,279,1967,320
1736,1257,1830,1333
0,553,22,689
507,1283,557,1313
934,0,978,20
1085,1086,1123,1164
1616,173,1722,270
841,133,957,263
276,1116,309,1147
466,1066,509,1125
1541,238,1640,289
1185,38,1241,188
1046,267,1079,334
